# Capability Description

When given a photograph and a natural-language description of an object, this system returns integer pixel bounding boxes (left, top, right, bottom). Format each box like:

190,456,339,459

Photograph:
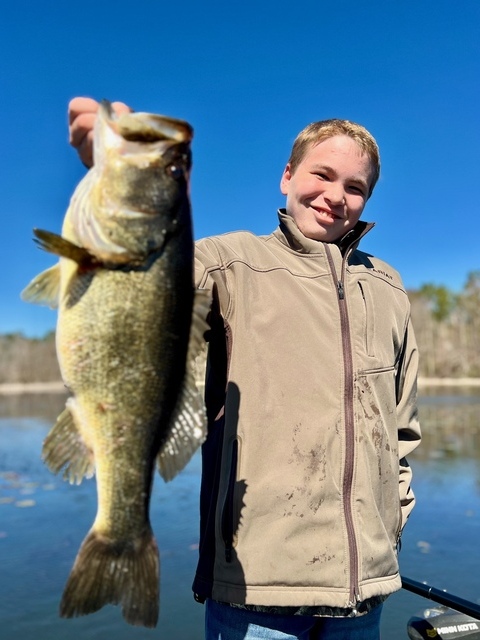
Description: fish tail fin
60,527,159,628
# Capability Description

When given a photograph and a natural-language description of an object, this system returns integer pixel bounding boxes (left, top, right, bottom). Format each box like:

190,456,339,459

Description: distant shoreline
417,377,480,387
0,381,66,395
0,378,480,395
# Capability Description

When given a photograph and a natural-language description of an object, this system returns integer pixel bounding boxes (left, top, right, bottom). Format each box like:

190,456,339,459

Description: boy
68,98,421,639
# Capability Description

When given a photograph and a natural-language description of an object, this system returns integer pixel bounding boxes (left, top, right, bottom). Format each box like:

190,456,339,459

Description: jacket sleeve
396,315,422,530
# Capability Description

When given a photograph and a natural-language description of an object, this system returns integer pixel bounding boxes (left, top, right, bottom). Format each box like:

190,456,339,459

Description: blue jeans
205,600,383,639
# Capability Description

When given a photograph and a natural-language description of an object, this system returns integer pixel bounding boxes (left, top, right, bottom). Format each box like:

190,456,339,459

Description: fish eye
165,151,191,180
165,163,185,180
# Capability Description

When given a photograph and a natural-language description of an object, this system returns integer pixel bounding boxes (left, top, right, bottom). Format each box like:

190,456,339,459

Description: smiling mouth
312,207,342,223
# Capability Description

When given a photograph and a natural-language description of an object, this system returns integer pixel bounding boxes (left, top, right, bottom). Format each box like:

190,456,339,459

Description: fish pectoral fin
157,368,207,482
42,407,95,485
33,228,97,266
21,264,61,308
60,526,159,628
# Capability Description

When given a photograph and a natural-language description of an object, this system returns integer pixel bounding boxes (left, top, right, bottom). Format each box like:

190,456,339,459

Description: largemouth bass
21,100,209,627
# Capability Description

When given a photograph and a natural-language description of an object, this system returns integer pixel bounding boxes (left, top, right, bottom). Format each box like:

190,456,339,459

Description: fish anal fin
60,527,159,628
42,405,95,485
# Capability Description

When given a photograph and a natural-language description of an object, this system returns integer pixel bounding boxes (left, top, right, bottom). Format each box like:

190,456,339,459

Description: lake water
1,388,479,639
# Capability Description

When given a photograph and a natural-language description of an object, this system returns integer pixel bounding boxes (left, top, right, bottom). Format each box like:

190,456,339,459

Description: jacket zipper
325,244,360,608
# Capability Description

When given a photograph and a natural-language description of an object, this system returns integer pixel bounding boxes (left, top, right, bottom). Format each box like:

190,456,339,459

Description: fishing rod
402,575,480,620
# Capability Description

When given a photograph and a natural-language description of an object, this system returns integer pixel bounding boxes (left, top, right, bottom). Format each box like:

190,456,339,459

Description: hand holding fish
68,97,131,168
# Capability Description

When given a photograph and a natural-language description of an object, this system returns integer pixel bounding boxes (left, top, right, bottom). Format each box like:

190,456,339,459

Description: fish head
69,100,194,263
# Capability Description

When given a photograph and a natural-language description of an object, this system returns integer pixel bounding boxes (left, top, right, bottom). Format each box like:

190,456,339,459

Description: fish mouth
99,99,193,145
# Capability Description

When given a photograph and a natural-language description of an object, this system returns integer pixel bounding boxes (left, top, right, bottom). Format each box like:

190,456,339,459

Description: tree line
1,271,479,384
408,271,480,378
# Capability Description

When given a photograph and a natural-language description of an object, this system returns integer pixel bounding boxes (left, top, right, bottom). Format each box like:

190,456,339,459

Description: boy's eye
348,185,366,196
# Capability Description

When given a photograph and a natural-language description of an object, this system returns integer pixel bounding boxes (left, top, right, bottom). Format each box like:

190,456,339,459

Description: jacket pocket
356,367,402,560
358,279,375,358
221,438,238,563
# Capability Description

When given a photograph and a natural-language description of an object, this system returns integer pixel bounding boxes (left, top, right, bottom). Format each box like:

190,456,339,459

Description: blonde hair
287,119,380,198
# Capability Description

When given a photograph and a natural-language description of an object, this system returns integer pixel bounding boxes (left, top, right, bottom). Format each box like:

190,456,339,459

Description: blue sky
2,0,479,337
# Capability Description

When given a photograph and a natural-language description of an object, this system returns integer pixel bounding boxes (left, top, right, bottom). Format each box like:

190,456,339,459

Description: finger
111,101,133,116
69,112,97,148
68,97,99,125
77,131,94,168
68,98,133,168
69,100,132,146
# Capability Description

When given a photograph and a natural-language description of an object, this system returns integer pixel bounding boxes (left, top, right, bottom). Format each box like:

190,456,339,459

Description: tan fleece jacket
192,210,421,611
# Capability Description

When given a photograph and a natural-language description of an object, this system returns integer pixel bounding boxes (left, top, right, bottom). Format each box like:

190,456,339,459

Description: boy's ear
280,163,292,195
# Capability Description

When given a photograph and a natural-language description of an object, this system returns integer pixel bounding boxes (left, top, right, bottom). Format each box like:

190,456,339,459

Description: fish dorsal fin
157,288,211,482
21,264,61,308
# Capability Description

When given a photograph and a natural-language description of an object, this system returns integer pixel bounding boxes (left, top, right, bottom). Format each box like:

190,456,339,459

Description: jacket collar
274,208,374,256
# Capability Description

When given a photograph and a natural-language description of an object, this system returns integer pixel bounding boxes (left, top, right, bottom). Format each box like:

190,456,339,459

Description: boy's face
280,135,374,243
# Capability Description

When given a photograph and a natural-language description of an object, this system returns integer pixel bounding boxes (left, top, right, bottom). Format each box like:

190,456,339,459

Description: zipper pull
347,589,361,616
396,529,403,553
337,280,345,299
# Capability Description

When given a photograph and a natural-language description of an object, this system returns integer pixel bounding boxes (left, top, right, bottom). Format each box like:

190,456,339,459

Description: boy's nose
324,184,345,206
